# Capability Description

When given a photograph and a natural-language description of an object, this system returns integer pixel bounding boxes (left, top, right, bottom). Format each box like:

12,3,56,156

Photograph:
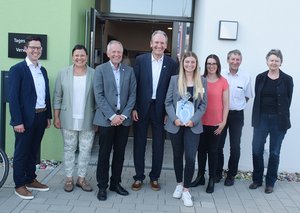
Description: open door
85,8,192,69
85,8,103,68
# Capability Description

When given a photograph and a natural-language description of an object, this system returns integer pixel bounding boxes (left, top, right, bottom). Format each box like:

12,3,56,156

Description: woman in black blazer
249,49,293,194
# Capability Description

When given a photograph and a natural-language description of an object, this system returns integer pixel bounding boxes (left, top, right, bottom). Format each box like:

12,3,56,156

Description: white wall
193,0,300,172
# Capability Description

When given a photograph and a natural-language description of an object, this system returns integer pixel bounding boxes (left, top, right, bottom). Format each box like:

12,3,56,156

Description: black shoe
265,186,274,194
224,176,235,186
109,183,129,196
249,182,262,189
206,177,214,193
190,175,205,187
214,176,222,183
97,190,107,201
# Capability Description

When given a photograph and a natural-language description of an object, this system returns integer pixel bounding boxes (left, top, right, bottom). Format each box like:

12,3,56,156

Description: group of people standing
8,31,293,207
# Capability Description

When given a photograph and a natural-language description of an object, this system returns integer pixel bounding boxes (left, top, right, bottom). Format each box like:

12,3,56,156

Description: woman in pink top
191,54,229,193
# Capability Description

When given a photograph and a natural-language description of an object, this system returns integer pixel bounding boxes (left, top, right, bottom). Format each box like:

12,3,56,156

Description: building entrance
86,8,192,69
86,8,192,137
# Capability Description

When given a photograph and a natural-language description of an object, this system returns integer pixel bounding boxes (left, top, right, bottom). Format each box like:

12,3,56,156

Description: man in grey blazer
93,40,136,201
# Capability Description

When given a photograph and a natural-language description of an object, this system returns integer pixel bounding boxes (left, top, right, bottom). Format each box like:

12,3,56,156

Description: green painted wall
0,0,95,161
70,0,95,52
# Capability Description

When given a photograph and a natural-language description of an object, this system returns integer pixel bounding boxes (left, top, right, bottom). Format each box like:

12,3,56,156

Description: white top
151,54,163,99
222,68,253,110
73,75,86,130
26,57,46,109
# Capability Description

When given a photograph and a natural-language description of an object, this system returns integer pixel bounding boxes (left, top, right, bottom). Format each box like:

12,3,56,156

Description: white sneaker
172,184,183,198
181,191,193,207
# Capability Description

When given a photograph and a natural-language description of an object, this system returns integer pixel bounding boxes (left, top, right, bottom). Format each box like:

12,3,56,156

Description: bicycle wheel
0,148,9,188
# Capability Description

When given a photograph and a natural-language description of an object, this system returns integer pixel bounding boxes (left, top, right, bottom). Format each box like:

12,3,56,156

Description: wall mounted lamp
218,20,238,40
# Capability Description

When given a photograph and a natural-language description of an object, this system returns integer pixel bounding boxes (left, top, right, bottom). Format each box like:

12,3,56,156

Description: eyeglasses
27,46,42,51
206,63,217,66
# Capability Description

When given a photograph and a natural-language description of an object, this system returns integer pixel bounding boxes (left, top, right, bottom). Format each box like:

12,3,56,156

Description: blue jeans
252,114,286,187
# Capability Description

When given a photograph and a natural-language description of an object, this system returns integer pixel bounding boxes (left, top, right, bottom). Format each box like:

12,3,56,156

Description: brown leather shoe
150,181,161,191
26,179,49,191
249,182,262,189
76,178,93,192
64,180,74,192
265,186,274,194
15,186,34,200
131,180,143,191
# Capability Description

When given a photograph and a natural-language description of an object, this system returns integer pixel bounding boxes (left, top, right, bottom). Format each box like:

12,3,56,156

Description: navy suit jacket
8,60,52,128
134,53,177,121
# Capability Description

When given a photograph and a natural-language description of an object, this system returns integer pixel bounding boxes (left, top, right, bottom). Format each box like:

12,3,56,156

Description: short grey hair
107,40,123,53
227,49,242,60
151,30,168,43
266,49,283,62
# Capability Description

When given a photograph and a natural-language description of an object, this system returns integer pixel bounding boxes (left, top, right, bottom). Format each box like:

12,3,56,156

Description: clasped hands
174,119,194,127
111,115,125,126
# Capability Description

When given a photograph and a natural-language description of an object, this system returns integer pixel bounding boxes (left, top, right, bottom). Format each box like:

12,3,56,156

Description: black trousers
197,125,221,178
96,125,129,190
169,127,200,188
13,111,47,188
217,110,244,178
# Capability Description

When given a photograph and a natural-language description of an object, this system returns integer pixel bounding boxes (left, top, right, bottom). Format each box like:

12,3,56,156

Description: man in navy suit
131,30,177,191
8,36,52,200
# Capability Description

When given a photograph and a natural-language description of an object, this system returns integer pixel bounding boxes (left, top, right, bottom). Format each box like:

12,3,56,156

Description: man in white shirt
217,49,253,186
131,30,177,191
8,36,52,199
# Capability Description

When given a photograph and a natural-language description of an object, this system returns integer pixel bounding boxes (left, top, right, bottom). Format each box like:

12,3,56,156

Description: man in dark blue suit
8,36,52,200
131,30,177,191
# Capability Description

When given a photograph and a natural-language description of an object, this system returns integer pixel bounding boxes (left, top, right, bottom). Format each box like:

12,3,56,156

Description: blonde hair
178,51,204,100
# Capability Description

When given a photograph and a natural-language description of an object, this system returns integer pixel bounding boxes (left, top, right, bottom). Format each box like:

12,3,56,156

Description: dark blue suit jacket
8,60,52,128
134,53,177,121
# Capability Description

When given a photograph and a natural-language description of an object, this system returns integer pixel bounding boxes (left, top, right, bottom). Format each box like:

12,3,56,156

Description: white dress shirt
110,61,121,110
26,57,46,109
222,68,253,110
151,54,164,99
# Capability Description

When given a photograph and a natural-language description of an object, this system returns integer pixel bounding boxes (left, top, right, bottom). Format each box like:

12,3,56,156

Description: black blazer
8,60,52,128
134,53,177,121
252,70,293,130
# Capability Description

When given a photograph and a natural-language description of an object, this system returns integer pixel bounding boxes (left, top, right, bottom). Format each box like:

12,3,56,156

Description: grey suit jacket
53,65,95,130
93,61,136,127
164,75,207,134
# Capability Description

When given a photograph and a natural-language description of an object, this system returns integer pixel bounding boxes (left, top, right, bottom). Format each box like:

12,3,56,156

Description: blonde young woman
165,51,207,207
53,44,95,192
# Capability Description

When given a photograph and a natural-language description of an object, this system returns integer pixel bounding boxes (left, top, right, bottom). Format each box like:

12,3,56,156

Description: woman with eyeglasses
191,54,229,193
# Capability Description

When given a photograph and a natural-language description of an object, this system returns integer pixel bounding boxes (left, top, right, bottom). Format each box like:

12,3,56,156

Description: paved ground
1,138,300,213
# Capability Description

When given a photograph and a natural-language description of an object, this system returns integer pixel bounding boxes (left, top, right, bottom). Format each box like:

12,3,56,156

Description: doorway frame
85,8,194,68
